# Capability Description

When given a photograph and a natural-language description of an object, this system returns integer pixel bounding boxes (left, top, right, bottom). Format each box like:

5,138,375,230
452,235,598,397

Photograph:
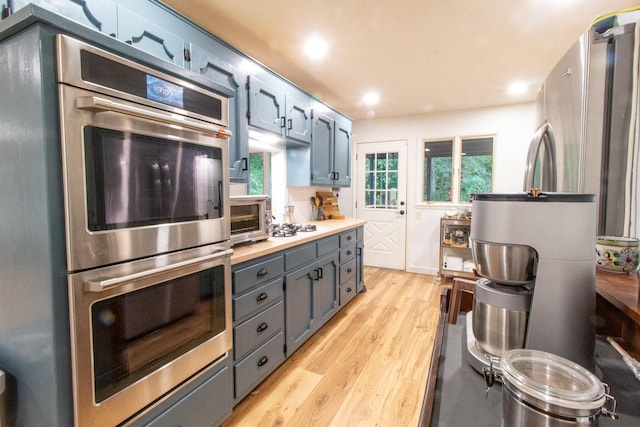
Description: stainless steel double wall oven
57,35,233,426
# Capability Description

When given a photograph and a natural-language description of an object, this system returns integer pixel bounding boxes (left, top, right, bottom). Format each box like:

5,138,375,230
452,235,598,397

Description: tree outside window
423,136,493,204
249,152,271,196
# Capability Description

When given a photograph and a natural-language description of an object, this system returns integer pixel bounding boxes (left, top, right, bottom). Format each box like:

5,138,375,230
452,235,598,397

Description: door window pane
363,152,399,209
423,140,453,202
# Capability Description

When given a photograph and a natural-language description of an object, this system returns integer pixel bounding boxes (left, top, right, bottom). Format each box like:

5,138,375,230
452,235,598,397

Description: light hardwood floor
222,267,443,427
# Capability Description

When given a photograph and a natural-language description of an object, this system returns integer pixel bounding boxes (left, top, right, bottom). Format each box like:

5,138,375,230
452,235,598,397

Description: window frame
421,134,496,206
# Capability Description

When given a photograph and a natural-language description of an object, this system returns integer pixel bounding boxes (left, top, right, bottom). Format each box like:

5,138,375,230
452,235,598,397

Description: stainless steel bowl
472,279,532,357
471,239,538,285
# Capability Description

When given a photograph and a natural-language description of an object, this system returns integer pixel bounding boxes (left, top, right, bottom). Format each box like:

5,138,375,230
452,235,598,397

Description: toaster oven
229,195,272,246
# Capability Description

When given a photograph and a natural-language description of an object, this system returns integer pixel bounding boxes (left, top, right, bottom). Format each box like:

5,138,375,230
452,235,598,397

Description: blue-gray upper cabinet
248,75,285,135
116,5,185,67
248,75,312,144
285,91,312,143
10,0,118,35
333,115,352,187
310,110,334,186
311,108,352,187
190,43,249,182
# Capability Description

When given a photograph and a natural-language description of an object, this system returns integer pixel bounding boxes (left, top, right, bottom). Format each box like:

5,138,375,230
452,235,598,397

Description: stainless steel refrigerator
524,10,640,237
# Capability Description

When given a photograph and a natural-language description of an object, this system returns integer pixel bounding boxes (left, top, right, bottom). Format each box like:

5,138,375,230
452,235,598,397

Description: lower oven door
68,243,232,427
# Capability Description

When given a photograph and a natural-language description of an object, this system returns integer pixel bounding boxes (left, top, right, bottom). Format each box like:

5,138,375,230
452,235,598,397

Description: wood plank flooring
222,267,443,427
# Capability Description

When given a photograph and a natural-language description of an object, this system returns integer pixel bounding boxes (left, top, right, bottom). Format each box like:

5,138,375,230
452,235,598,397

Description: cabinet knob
346,250,352,256
347,287,352,293
257,322,269,332
347,267,352,273
257,268,269,277
256,292,268,302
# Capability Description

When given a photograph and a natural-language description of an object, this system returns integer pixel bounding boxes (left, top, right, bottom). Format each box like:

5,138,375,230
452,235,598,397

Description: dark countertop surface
423,308,640,426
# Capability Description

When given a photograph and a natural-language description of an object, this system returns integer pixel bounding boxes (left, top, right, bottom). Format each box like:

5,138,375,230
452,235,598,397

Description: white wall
343,102,536,275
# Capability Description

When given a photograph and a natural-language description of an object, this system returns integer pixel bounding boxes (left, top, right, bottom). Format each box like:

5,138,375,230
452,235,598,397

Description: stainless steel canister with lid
498,349,617,426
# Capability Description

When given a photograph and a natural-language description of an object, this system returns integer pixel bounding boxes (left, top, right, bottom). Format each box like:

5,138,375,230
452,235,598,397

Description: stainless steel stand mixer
466,192,597,374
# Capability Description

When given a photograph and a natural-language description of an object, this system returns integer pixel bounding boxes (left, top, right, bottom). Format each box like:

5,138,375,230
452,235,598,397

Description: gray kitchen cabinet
310,108,352,187
116,5,185,67
232,254,286,402
248,75,312,144
356,226,365,293
284,245,339,355
333,115,352,186
128,357,232,427
190,43,249,182
9,0,118,35
338,229,358,306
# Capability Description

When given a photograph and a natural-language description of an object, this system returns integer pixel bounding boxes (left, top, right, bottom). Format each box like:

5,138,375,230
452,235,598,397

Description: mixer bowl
472,279,532,357
471,240,538,285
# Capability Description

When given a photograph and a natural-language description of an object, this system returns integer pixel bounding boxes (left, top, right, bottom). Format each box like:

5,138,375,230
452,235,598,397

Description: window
364,152,399,208
249,152,270,195
423,136,493,204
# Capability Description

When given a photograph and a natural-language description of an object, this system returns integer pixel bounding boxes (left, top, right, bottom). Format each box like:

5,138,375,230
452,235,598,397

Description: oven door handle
84,249,233,292
76,96,232,139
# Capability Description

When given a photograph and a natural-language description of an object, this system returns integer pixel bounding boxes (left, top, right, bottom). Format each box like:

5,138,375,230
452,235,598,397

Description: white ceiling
163,0,638,121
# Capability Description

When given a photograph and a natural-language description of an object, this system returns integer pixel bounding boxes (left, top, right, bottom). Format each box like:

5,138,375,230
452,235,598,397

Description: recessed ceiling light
362,92,380,106
508,82,528,95
303,34,328,60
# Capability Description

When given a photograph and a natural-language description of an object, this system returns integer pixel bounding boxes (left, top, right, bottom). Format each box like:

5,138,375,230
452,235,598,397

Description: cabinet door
314,253,339,330
311,111,334,186
333,118,352,187
248,76,285,135
190,43,249,182
284,265,315,355
11,0,118,36
117,6,185,67
285,92,312,143
356,238,365,293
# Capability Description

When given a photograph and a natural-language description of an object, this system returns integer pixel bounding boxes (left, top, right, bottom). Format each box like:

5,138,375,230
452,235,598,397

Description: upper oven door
59,83,231,271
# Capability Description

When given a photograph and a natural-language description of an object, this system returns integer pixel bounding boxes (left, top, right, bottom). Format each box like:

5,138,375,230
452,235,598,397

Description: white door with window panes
356,141,407,270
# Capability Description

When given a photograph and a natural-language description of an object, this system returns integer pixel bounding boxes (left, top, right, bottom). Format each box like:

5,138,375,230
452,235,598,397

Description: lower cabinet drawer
234,300,284,360
339,276,358,306
284,242,316,271
233,278,284,321
234,332,285,400
340,258,357,285
340,243,356,263
340,230,357,247
144,361,231,427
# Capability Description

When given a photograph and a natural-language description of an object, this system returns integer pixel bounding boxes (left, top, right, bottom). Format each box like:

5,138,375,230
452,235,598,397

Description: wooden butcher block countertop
230,218,367,265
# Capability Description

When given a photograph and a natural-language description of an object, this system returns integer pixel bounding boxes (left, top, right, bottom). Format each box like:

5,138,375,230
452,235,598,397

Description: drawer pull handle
257,322,269,332
347,235,353,241
256,292,268,302
347,287,352,293
257,268,269,277
347,267,352,273
346,250,352,256
257,356,269,367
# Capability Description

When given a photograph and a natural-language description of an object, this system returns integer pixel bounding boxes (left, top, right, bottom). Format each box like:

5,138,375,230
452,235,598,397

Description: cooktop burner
271,223,317,237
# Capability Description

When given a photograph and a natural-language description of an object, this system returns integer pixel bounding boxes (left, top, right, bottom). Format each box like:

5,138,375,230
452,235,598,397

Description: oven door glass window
91,265,225,403
230,204,260,235
84,127,224,231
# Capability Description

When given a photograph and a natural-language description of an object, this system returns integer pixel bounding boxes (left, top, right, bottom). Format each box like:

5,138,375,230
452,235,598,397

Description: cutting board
316,192,343,219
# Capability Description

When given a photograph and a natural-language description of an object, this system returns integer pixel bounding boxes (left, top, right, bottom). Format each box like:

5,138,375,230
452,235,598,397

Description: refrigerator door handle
523,120,558,192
